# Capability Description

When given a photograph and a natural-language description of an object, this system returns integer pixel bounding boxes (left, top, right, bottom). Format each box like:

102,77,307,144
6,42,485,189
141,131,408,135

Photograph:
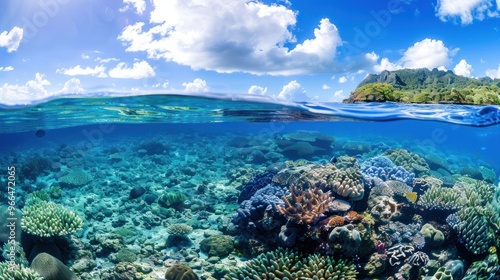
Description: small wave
0,93,499,133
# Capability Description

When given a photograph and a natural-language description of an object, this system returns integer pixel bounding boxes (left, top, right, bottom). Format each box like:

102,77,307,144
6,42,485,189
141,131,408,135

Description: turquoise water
1,94,500,279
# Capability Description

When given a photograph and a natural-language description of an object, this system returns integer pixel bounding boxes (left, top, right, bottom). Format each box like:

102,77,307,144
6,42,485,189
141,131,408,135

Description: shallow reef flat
0,127,499,280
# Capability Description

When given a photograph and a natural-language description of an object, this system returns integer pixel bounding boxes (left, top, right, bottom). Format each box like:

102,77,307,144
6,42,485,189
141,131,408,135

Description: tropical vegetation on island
343,68,500,105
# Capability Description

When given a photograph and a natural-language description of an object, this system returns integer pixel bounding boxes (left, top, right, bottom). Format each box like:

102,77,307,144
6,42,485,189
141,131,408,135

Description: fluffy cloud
436,0,499,25
338,76,348,83
453,59,474,77
60,78,84,94
277,80,310,101
331,89,347,102
182,78,209,92
0,66,14,71
0,27,23,52
248,85,267,95
108,61,155,79
401,39,457,69
486,64,500,79
373,38,457,72
373,57,402,72
120,0,146,15
118,0,348,75
57,65,107,77
322,84,331,90
0,73,51,105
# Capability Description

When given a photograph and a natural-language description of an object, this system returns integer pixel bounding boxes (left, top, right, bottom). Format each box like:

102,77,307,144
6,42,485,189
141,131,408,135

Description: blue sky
0,0,499,105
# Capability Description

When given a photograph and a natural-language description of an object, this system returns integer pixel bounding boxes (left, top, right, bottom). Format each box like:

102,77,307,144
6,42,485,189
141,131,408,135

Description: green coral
225,248,357,280
58,169,92,188
456,207,493,254
158,191,187,211
25,190,50,205
463,180,495,207
21,201,83,237
385,148,429,176
417,186,464,210
200,235,234,258
420,223,445,247
301,254,358,279
166,223,193,236
0,262,43,280
431,267,453,280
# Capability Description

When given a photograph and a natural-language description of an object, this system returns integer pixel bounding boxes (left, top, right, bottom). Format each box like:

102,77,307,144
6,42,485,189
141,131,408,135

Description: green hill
343,68,500,105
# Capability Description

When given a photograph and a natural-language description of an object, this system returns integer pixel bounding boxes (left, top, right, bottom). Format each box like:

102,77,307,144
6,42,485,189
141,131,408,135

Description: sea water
0,94,499,279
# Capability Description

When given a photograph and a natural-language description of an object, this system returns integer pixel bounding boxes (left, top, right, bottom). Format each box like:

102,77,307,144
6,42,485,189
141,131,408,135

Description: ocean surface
1,94,500,279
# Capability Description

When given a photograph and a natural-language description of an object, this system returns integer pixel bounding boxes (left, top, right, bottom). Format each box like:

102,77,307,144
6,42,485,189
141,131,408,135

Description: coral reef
386,244,415,266
58,169,92,188
200,235,234,258
21,201,83,237
369,196,402,222
237,171,276,203
277,185,334,225
167,223,193,236
225,248,357,280
420,223,445,247
385,148,429,176
328,224,362,257
453,207,493,254
417,186,464,210
165,263,199,280
30,252,78,280
0,262,43,280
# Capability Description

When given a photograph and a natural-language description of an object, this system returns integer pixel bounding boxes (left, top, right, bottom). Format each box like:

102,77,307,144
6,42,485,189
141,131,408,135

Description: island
343,68,500,105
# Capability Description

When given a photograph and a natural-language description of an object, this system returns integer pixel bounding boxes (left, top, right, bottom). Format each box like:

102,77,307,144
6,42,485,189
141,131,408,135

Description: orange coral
277,185,335,225
326,215,345,229
345,211,364,223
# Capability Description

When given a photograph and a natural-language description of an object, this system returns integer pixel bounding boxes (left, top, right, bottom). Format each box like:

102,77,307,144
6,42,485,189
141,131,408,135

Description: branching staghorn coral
417,186,464,211
21,201,83,237
225,248,357,280
277,185,335,225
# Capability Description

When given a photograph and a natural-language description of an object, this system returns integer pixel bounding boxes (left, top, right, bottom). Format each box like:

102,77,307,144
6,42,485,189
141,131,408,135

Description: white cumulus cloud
118,0,349,75
453,59,474,77
108,61,155,79
401,39,457,69
0,73,51,105
372,38,458,72
374,57,403,72
0,27,23,52
436,0,499,25
338,76,348,83
277,80,310,101
0,66,14,72
57,65,107,77
60,78,84,94
331,89,347,102
182,78,209,92
248,85,267,95
486,64,500,79
322,84,331,90
120,0,146,15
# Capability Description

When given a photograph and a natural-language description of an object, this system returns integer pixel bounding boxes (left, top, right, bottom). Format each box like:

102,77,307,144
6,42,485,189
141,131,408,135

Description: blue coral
237,171,276,203
361,156,415,185
231,185,286,234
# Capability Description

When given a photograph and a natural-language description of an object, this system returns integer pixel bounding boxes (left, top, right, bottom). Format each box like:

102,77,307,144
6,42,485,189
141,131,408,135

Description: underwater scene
1,95,500,280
